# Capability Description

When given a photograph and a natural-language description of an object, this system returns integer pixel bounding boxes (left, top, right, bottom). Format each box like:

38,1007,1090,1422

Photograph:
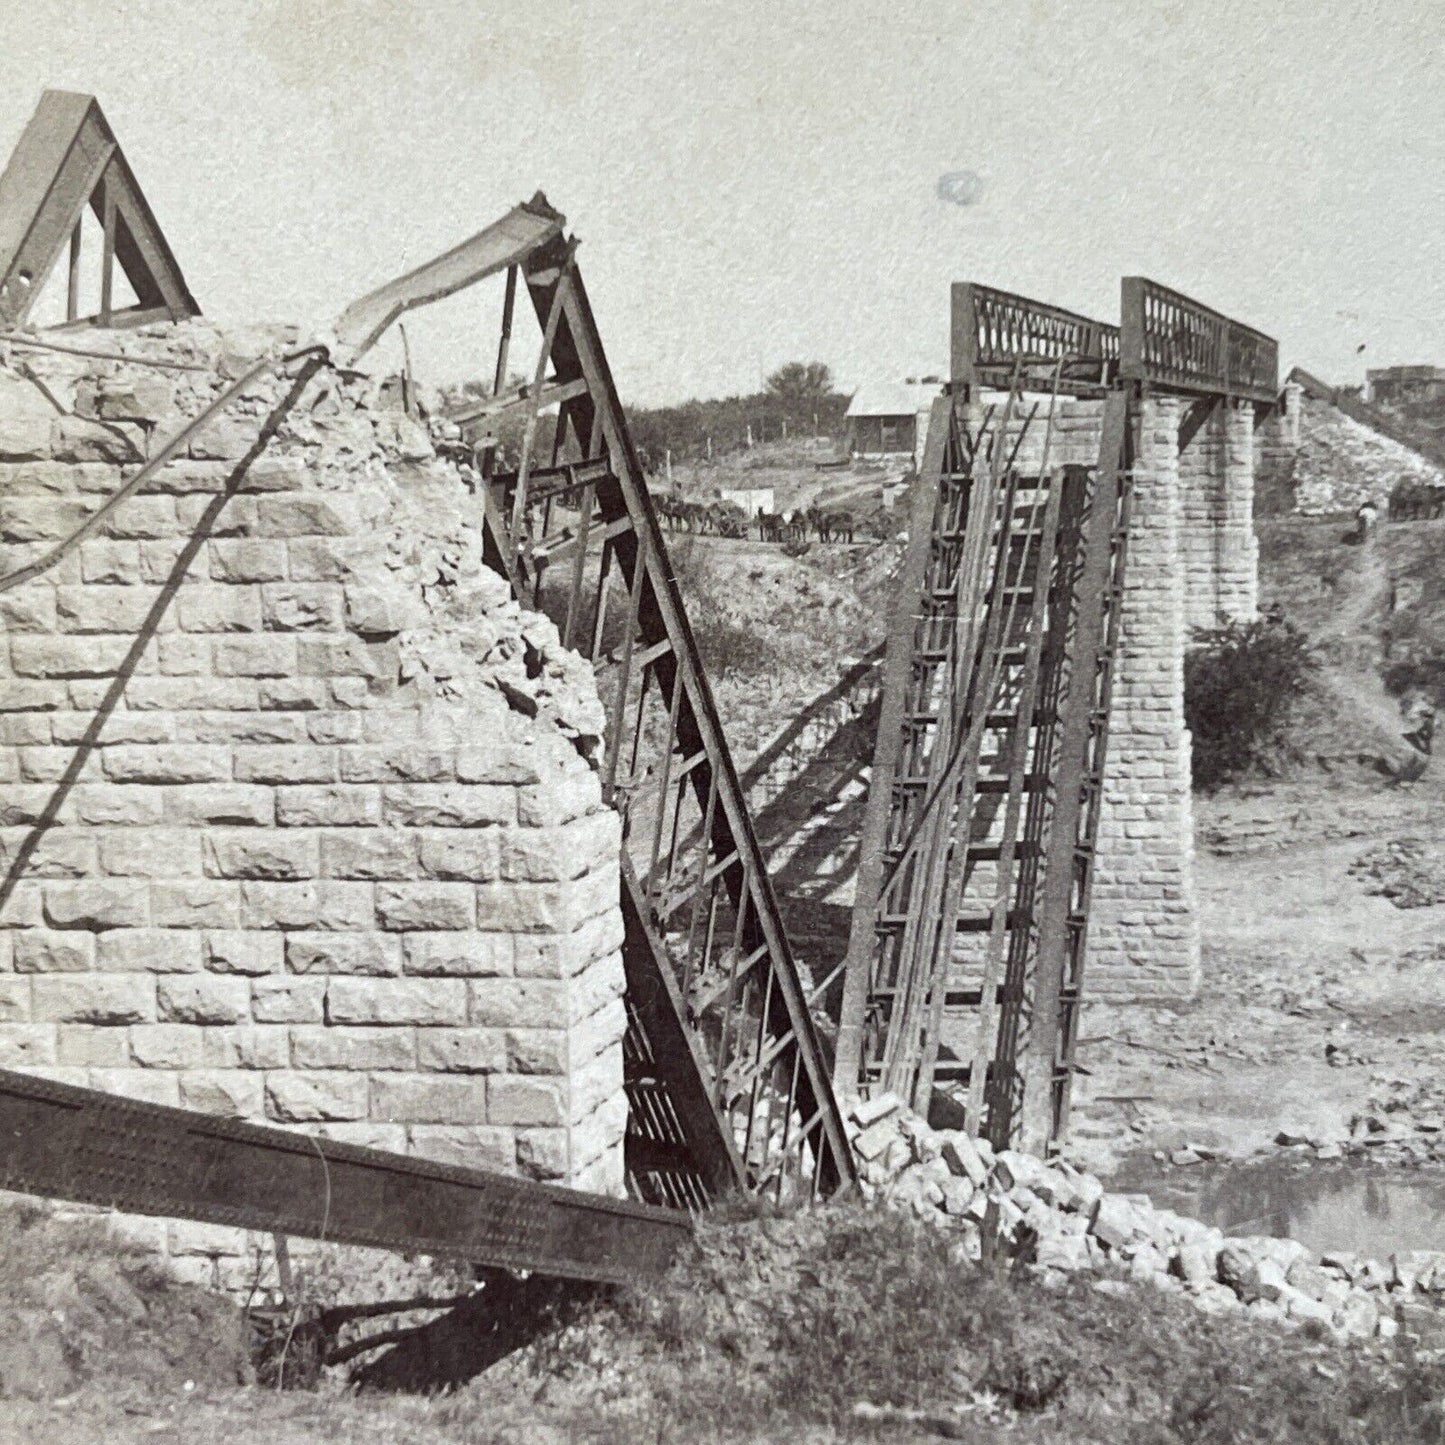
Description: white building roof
845,379,944,419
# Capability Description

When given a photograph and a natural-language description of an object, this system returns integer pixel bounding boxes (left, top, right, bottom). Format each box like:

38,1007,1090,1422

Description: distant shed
720,485,775,516
845,379,943,464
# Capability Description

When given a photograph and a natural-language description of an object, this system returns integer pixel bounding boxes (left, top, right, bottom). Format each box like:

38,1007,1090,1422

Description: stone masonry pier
0,322,630,1278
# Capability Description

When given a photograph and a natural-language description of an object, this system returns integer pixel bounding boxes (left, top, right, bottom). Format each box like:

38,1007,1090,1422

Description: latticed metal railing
952,283,1119,392
1120,277,1278,403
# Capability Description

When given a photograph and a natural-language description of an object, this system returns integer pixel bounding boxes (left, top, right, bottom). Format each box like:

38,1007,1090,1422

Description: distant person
1354,499,1379,541
1405,704,1436,756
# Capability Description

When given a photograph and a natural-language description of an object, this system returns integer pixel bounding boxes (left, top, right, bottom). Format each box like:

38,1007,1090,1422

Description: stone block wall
0,322,628,1243
978,397,1107,473
1088,396,1200,998
1254,382,1303,516
1178,401,1258,632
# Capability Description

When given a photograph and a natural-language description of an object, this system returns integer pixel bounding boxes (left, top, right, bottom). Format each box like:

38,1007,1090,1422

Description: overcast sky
2,0,1441,403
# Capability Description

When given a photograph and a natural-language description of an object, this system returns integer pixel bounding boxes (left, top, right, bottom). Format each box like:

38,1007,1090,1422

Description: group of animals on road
655,495,856,543
1388,480,1445,521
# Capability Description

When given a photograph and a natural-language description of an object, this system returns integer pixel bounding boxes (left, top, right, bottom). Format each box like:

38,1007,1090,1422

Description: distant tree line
438,362,849,477
625,362,849,473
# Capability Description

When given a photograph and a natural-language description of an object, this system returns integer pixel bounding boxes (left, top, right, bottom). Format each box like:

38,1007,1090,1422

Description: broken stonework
843,1091,1445,1346
0,323,628,1265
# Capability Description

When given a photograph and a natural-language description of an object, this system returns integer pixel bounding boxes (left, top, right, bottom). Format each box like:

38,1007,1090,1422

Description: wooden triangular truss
0,90,199,330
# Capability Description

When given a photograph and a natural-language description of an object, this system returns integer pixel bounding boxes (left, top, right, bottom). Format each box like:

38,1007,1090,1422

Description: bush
477,1202,1445,1443
1184,613,1318,791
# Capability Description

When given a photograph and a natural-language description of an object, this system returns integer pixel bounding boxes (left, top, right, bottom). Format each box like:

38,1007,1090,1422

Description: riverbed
1115,1157,1445,1258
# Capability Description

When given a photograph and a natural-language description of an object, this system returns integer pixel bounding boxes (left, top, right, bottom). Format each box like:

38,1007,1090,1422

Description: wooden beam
66,220,80,321
98,179,115,325
333,200,564,366
1177,395,1219,452
0,1067,690,1286
0,93,196,329
493,263,518,395
53,302,176,333
98,150,196,317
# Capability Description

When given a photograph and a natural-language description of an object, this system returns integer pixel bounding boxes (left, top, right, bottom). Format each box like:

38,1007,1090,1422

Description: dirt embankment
1257,515,1445,766
0,1200,250,1406
11,1202,1445,1445
1069,514,1445,1172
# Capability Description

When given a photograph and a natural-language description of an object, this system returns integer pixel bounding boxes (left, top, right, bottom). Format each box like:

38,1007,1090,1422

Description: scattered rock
939,1132,991,1188
845,1096,1445,1345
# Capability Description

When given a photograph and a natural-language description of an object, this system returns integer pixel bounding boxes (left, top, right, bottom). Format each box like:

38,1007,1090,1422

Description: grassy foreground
3,1202,1444,1443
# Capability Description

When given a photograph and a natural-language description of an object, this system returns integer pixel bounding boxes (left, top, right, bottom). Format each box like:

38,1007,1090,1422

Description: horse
711,502,749,538
656,493,686,532
756,510,782,541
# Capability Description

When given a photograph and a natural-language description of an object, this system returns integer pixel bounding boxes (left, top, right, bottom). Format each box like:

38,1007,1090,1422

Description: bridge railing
1120,277,1278,403
951,282,1119,391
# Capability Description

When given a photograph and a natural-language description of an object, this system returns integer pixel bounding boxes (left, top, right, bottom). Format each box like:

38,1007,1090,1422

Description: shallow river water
1113,1160,1445,1259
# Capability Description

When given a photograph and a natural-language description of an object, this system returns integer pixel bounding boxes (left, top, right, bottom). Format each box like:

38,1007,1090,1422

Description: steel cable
0,344,330,596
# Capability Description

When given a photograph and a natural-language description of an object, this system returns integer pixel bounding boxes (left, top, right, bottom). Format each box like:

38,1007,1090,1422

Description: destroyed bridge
0,92,1280,1304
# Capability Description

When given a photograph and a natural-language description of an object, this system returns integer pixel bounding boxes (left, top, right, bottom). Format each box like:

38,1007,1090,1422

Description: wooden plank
0,91,95,286
509,248,577,557
66,221,80,321
834,396,953,1093
963,459,1066,1127
97,148,197,317
54,302,174,333
0,1067,689,1285
1048,460,1133,1144
99,178,115,324
0,121,113,326
1119,277,1146,386
493,263,518,395
951,282,980,393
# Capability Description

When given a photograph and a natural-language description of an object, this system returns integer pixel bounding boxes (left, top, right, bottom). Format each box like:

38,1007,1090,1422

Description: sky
2,0,1442,404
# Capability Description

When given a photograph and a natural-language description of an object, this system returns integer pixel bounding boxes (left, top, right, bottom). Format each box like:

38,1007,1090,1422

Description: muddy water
1114,1160,1445,1259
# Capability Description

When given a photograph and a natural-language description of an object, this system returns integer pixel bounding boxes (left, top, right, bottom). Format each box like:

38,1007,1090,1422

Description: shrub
478,1202,1445,1443
1184,613,1318,791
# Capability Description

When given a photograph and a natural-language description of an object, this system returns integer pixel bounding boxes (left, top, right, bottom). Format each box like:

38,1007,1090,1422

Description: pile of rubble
845,1092,1445,1346
2,320,608,756
1349,837,1445,910
1291,395,1445,514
